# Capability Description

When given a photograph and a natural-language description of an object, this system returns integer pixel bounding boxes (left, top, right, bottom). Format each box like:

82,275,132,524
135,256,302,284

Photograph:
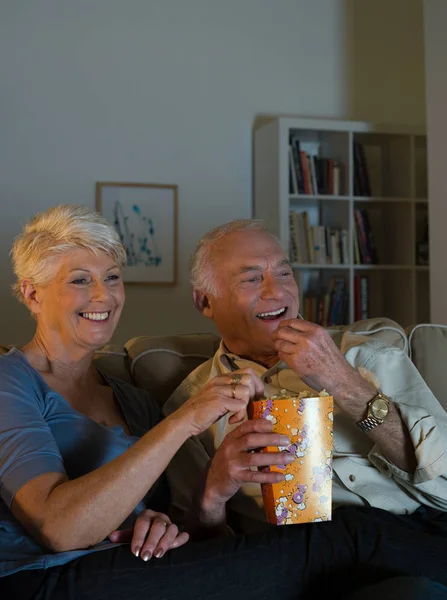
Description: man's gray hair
190,218,278,296
11,204,127,304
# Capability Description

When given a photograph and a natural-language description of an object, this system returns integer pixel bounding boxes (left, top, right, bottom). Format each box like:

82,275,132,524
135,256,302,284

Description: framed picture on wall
96,182,178,285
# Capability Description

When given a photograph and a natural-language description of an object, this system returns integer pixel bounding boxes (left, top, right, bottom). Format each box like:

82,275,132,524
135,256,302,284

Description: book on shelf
340,229,349,264
288,133,343,195
289,211,349,265
302,276,348,326
288,147,298,195
312,225,327,265
353,141,371,197
289,134,305,194
303,211,314,263
288,211,298,262
353,208,378,264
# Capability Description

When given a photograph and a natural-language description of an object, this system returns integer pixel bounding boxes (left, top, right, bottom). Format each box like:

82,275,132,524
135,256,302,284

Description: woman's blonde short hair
11,204,127,303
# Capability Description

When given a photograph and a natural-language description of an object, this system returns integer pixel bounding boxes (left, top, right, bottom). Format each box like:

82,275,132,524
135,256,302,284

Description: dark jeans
2,506,447,600
346,576,447,600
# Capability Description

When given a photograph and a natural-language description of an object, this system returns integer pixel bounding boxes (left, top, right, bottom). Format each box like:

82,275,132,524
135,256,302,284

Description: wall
0,0,425,344
346,0,425,126
424,0,447,324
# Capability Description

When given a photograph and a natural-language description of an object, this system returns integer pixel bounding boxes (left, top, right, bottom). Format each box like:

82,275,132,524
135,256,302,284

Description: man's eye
244,276,261,283
280,271,293,277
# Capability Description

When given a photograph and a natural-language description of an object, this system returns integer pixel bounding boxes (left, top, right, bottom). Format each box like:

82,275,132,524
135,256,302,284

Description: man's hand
273,318,373,400
109,509,189,561
201,419,294,511
177,368,265,437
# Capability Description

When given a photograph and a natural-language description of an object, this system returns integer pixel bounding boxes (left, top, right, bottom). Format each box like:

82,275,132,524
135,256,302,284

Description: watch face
371,396,389,420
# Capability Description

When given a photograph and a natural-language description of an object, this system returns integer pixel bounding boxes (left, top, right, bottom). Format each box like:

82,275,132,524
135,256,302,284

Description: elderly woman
1,205,447,600
0,205,269,597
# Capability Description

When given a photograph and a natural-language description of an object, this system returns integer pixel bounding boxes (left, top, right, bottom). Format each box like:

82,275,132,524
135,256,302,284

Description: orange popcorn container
248,393,334,525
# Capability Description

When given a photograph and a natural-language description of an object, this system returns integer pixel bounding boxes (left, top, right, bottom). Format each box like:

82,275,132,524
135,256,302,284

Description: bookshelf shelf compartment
353,196,415,204
353,265,413,270
293,264,350,270
290,195,350,201
254,117,429,327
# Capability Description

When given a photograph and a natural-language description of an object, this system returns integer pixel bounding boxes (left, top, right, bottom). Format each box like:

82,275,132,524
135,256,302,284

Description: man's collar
217,340,288,376
215,340,317,396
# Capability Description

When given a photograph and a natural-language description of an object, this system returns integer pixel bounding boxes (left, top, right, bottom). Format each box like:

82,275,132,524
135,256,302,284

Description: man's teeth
80,312,109,321
257,308,286,318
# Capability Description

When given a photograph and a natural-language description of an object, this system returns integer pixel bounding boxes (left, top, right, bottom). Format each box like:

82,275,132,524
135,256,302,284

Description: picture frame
96,182,178,285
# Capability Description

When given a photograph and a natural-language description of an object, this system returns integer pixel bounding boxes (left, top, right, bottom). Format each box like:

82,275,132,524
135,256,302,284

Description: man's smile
256,307,287,320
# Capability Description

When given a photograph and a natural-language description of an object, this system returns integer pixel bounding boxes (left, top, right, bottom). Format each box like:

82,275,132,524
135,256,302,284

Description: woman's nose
91,280,109,301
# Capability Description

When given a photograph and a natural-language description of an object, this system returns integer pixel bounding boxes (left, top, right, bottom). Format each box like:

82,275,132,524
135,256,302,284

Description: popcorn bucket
248,392,334,525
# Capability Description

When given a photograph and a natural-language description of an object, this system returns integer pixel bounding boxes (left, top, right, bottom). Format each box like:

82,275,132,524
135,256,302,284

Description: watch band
356,390,390,432
356,414,383,432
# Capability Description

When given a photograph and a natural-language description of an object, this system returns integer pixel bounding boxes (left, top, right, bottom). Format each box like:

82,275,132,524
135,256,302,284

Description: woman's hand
108,509,189,561
177,368,265,437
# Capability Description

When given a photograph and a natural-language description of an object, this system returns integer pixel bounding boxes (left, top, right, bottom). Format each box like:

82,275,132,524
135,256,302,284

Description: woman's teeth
80,312,109,321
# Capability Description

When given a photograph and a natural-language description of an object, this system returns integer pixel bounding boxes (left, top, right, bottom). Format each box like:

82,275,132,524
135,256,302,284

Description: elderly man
165,218,447,526
164,219,447,594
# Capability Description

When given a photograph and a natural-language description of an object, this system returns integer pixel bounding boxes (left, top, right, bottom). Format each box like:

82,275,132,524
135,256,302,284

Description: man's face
203,230,299,361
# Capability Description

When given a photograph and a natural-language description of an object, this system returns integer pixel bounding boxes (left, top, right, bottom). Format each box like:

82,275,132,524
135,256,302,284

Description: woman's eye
71,278,87,285
107,274,120,282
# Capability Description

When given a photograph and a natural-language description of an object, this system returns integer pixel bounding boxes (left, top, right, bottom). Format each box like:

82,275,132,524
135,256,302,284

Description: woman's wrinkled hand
177,368,265,437
108,509,189,561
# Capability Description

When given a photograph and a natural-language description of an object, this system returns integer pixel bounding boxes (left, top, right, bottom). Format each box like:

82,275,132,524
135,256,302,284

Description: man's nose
261,276,284,298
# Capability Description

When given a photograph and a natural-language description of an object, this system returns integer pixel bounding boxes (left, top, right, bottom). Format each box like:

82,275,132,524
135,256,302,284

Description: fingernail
142,550,152,562
133,546,141,558
279,436,291,445
285,454,295,463
154,548,164,558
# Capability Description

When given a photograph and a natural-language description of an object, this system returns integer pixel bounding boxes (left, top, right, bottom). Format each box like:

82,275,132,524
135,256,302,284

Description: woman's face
32,248,125,351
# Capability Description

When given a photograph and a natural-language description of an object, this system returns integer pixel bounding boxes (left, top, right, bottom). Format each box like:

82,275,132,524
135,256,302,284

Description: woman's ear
21,280,43,315
192,289,214,319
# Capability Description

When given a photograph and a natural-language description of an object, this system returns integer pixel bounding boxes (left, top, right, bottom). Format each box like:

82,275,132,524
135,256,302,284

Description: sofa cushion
94,345,134,385
126,333,221,408
1,320,406,409
406,324,447,411
327,317,408,354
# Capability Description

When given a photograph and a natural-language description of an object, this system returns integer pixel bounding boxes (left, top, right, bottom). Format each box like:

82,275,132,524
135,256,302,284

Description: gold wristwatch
356,391,391,432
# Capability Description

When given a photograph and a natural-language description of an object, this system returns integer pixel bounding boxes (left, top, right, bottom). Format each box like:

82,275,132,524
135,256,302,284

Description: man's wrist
185,487,231,540
200,487,227,521
332,375,377,421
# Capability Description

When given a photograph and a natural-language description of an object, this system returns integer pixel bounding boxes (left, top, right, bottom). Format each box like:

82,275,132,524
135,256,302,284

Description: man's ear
21,280,43,315
192,289,214,319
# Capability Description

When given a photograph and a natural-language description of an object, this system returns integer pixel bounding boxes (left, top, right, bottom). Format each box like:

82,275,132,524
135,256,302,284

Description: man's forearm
182,470,232,539
334,372,417,473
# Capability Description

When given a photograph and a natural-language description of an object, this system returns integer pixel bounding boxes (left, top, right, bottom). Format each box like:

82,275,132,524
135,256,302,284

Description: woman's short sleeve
0,354,66,508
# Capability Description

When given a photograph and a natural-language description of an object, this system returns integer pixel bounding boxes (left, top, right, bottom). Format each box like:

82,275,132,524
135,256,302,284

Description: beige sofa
2,318,447,411
97,317,447,412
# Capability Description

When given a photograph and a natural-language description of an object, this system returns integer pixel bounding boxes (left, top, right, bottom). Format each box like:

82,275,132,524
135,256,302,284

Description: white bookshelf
253,117,429,327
